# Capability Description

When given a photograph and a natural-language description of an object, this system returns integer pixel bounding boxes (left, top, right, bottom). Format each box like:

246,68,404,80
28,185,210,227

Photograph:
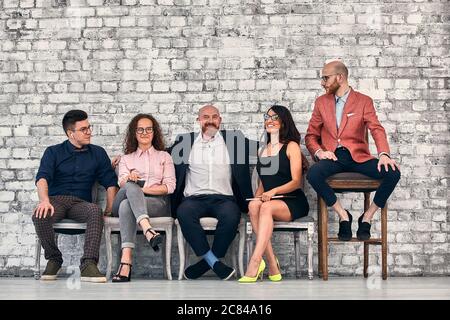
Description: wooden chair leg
307,224,314,280
294,231,300,278
363,192,371,278
176,222,185,280
317,197,322,278
104,225,113,280
245,222,253,268
34,237,41,280
165,227,173,280
319,197,328,281
238,222,246,277
381,205,388,280
363,242,369,278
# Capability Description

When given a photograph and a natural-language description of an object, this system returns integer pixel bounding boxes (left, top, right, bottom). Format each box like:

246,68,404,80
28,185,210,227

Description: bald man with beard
305,61,400,242
168,105,256,280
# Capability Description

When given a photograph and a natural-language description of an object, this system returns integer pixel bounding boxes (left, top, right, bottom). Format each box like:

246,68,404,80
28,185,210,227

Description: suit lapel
326,94,338,138
221,130,237,178
337,88,355,137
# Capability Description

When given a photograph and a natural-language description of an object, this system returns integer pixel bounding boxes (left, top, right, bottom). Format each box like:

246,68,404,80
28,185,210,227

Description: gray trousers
112,182,170,249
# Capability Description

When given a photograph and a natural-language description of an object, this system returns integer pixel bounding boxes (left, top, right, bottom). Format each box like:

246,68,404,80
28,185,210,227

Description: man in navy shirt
33,110,118,282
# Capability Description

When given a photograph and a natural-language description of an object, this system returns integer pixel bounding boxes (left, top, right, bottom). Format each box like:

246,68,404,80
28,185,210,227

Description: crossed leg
245,200,291,277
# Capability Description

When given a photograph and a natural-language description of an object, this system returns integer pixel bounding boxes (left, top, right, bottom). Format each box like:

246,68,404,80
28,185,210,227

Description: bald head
323,61,349,79
197,104,222,137
198,104,220,117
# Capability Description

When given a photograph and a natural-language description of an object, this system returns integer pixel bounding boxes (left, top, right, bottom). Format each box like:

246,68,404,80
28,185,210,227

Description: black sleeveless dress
256,144,309,220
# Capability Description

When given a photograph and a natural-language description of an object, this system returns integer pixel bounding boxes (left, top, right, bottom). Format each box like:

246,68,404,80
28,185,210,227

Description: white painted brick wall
0,0,448,278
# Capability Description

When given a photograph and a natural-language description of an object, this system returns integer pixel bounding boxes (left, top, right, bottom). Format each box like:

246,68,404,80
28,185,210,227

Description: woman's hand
261,188,277,202
111,155,121,169
126,170,140,182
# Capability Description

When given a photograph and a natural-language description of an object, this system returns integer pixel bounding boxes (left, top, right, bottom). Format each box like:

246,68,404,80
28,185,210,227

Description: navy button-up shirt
36,140,118,202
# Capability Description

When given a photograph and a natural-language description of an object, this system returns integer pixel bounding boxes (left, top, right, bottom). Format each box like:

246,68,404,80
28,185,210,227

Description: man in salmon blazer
305,60,400,241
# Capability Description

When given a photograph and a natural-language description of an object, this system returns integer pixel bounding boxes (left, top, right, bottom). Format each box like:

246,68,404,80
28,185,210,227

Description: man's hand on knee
317,150,338,161
34,201,54,219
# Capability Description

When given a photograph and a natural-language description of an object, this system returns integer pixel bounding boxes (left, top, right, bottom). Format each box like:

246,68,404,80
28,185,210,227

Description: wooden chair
103,216,174,280
317,172,387,280
34,183,99,279
244,165,315,279
175,217,246,280
245,216,315,279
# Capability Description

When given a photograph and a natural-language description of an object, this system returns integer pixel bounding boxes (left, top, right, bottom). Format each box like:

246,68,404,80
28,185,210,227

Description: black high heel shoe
112,262,132,283
145,228,162,252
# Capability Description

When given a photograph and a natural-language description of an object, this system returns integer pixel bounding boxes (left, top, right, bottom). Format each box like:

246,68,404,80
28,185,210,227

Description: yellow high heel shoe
238,259,266,283
268,257,282,282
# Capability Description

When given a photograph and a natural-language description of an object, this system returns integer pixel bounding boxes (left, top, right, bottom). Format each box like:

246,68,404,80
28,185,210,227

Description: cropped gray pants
111,182,170,249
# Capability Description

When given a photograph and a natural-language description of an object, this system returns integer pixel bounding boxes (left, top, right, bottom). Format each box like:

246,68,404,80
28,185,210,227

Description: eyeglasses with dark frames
136,127,154,134
71,125,93,135
263,113,280,121
320,73,340,82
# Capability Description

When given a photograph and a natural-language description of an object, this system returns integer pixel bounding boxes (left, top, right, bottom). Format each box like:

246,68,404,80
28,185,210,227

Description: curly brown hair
124,114,165,154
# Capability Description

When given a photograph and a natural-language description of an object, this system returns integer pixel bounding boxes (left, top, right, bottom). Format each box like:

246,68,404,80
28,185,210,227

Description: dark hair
265,105,309,172
62,110,88,135
124,114,165,154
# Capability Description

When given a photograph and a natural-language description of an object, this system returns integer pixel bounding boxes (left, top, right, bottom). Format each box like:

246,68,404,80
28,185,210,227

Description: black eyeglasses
320,73,339,82
136,127,154,134
72,125,93,134
263,113,280,121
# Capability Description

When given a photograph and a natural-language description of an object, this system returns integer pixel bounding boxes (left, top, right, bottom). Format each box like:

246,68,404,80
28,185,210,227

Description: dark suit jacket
168,130,257,217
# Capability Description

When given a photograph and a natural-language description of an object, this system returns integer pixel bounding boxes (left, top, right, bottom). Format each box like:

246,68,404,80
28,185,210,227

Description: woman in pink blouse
111,114,176,282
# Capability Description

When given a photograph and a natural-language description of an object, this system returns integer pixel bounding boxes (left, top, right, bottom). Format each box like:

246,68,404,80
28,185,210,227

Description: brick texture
0,0,449,278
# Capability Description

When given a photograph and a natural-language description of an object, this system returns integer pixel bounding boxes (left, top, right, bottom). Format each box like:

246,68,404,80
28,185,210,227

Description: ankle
145,228,159,241
338,211,349,221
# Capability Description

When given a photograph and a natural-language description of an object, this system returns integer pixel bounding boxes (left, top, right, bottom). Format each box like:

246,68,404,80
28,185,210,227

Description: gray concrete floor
0,277,449,300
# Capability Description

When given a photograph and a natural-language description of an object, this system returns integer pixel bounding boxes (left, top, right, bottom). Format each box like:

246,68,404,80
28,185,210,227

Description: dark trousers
307,147,401,208
32,195,103,270
176,194,241,258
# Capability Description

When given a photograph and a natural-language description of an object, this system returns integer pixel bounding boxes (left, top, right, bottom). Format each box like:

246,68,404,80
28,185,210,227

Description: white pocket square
347,113,355,117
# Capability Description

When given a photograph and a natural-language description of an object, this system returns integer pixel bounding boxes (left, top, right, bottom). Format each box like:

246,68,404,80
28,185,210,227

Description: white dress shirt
184,132,233,197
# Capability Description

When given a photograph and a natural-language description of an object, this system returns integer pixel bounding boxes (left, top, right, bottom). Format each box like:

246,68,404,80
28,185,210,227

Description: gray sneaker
80,263,107,283
41,260,62,281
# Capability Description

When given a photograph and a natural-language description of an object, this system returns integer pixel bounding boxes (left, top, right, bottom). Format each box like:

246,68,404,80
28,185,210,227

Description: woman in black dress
239,105,309,283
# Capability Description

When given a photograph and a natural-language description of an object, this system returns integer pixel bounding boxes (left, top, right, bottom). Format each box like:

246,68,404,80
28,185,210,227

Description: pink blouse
118,147,176,194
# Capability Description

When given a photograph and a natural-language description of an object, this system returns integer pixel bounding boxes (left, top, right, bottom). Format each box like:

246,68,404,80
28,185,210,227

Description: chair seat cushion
326,172,382,192
53,219,87,235
273,215,314,230
175,217,245,231
104,216,174,232
327,172,380,181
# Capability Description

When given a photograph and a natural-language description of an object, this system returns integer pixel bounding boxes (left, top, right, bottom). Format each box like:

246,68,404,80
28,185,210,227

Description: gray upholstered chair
175,217,246,280
103,216,174,280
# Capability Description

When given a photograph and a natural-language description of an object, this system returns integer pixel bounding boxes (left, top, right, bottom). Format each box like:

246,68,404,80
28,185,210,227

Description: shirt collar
335,89,350,104
197,130,222,144
136,146,155,157
66,140,89,153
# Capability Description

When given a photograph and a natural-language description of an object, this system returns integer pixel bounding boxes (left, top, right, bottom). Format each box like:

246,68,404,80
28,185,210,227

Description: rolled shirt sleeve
96,148,118,189
118,156,131,186
35,147,55,185
161,151,176,194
